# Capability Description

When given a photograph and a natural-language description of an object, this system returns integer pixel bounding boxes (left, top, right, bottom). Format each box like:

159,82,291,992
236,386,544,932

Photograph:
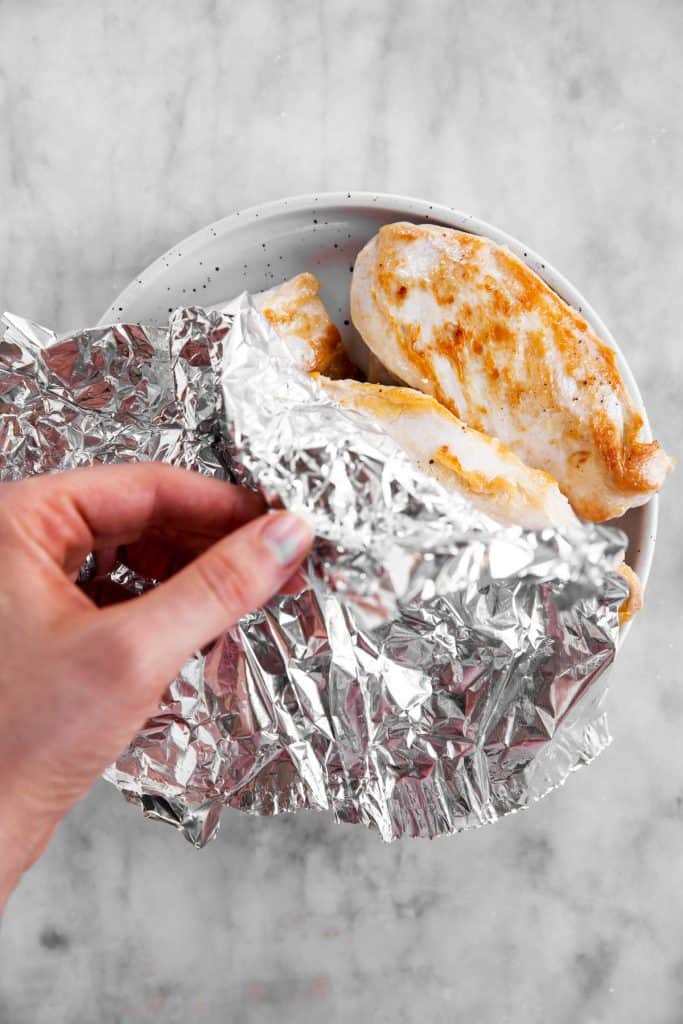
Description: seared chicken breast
318,377,577,529
616,562,643,626
213,272,356,378
319,377,642,622
351,223,673,521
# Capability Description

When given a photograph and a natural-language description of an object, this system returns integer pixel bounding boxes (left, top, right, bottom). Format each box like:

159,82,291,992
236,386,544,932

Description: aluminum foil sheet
0,299,628,847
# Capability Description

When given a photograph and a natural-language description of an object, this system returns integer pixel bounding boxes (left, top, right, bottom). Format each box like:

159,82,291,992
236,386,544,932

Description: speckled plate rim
101,190,659,613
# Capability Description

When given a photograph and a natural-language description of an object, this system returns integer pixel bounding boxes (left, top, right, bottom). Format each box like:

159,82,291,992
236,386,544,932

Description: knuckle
195,549,253,614
0,480,27,528
0,481,80,551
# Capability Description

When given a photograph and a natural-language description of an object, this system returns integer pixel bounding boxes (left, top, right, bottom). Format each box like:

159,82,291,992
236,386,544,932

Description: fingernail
263,512,313,566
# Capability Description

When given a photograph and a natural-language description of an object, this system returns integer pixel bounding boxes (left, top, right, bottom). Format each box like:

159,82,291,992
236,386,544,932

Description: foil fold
0,299,628,846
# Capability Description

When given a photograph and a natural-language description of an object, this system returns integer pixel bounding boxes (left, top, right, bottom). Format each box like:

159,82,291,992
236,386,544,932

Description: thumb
101,509,314,687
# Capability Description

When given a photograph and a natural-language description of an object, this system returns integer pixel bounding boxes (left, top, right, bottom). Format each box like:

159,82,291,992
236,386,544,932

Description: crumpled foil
0,299,629,847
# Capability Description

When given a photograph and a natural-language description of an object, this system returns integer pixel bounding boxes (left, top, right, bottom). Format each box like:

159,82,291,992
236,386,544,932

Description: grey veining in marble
0,1,682,1022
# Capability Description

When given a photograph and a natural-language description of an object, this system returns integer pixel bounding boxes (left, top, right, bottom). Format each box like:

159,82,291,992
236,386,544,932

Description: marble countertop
1,2,682,1022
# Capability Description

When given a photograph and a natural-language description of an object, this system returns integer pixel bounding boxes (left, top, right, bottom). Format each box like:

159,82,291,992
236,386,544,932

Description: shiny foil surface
0,300,628,846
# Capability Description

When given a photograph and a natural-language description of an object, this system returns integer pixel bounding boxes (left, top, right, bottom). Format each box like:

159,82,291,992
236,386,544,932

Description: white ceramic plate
101,191,658,607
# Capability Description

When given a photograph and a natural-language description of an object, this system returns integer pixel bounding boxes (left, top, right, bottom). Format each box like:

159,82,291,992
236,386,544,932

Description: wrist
0,801,58,911
0,830,29,912
0,857,23,913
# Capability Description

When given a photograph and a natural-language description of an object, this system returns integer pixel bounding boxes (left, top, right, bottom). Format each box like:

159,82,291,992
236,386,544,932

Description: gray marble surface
1,1,682,1022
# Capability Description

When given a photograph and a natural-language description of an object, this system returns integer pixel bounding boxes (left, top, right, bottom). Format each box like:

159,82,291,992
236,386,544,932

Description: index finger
1,463,266,574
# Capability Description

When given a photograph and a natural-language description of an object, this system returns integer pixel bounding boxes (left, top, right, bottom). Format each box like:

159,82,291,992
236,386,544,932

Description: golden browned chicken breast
616,563,643,626
319,377,578,529
351,222,673,522
319,376,642,622
213,272,356,378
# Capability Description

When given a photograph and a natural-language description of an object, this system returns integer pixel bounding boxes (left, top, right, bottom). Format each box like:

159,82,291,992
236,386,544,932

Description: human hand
0,463,313,909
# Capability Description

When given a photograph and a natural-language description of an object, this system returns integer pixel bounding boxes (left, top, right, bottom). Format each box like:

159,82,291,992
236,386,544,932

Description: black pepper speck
39,928,69,952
